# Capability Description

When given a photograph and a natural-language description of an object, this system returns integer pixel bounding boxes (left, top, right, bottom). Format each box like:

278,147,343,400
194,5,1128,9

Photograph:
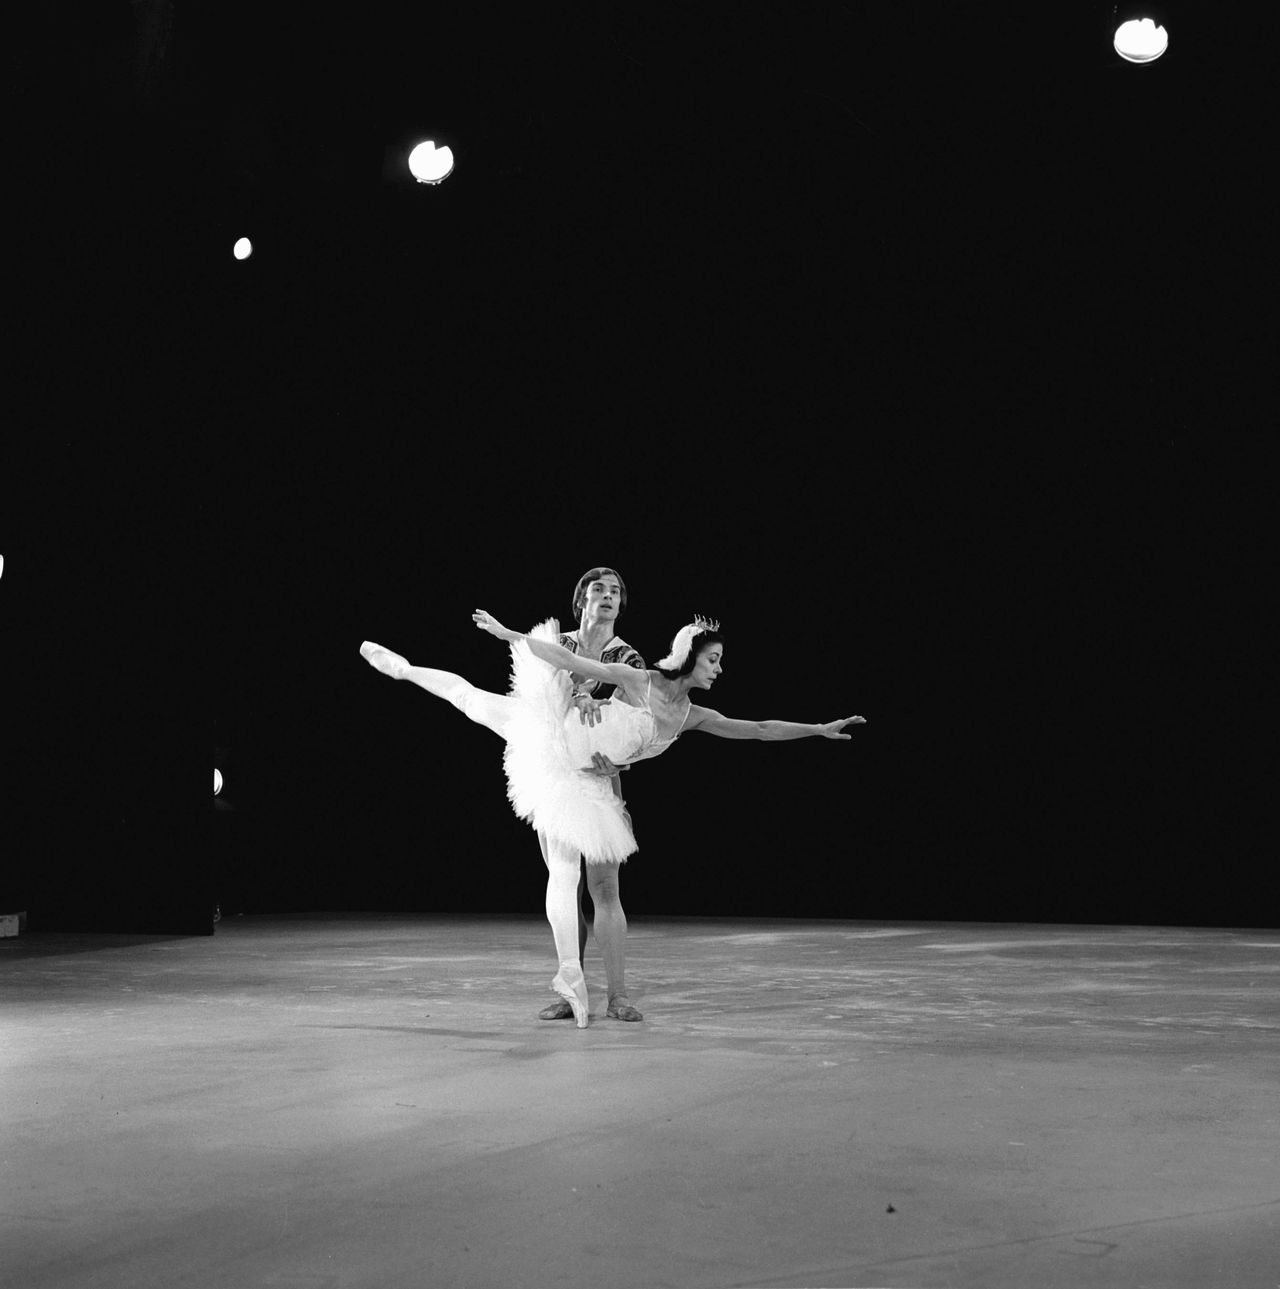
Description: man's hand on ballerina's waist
581,753,626,778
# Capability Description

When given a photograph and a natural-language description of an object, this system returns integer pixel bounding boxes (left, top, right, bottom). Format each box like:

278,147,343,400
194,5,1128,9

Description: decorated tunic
556,631,645,701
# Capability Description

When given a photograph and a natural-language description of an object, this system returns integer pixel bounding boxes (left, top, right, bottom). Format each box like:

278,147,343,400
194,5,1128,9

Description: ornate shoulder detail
603,640,645,669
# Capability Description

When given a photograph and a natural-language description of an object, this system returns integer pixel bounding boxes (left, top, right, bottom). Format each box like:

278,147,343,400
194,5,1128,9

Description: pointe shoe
360,641,410,680
551,961,589,1029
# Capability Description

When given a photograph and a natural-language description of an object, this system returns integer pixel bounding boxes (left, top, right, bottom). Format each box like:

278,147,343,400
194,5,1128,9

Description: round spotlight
1114,18,1169,64
233,237,253,261
407,140,455,185
214,768,223,796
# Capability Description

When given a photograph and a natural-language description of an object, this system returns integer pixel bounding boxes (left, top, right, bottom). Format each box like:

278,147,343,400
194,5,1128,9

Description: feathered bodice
560,689,685,769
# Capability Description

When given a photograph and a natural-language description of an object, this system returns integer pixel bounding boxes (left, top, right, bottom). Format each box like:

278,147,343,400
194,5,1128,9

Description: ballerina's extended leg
359,641,515,735
360,637,588,1027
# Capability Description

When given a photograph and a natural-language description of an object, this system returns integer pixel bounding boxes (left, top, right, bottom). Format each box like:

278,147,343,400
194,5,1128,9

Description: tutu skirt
503,621,638,864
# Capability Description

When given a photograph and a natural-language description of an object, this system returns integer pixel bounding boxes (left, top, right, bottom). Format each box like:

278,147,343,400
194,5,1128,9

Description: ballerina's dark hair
654,624,724,680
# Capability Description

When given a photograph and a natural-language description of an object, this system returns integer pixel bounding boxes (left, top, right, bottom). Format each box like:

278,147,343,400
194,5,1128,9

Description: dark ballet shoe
538,1000,576,1021
606,998,643,1022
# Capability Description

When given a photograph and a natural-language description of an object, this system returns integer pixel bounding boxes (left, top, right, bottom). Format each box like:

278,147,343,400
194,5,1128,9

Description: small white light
407,140,455,185
214,768,223,796
233,237,253,261
1114,18,1169,64
0,554,4,579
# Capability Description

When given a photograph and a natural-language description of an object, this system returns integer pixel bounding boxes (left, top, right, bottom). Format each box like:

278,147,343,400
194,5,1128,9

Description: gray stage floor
2,914,1278,1288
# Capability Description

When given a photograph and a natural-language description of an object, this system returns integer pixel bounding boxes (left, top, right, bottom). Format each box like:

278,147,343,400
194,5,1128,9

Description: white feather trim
654,614,720,672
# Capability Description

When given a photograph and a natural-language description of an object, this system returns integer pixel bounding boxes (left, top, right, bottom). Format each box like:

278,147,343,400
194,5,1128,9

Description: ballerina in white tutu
360,610,864,1027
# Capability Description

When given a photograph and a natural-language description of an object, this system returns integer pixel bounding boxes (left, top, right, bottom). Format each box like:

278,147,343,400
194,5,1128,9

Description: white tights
399,663,518,736
543,837,587,971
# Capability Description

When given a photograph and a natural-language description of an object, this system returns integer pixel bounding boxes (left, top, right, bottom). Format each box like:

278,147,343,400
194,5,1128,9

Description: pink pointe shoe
551,961,589,1029
360,641,410,680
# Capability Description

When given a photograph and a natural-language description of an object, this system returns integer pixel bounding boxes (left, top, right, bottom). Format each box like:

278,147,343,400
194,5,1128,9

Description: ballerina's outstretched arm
683,707,866,741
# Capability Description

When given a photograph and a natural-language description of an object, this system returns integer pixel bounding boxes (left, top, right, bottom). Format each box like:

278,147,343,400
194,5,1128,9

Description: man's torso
559,632,646,700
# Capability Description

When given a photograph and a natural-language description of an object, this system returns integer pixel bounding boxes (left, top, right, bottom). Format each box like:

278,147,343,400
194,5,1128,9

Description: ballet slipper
538,1000,576,1021
360,641,410,680
551,961,589,1028
606,996,643,1022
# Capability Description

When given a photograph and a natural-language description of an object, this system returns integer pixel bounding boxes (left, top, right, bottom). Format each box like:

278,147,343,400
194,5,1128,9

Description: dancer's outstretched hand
472,609,513,641
582,753,624,778
820,716,867,739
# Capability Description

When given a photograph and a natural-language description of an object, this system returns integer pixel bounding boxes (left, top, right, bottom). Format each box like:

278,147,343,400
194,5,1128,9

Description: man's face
581,574,622,623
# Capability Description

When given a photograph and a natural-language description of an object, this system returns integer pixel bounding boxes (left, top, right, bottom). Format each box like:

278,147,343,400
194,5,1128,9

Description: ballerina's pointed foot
360,641,410,680
551,961,589,1028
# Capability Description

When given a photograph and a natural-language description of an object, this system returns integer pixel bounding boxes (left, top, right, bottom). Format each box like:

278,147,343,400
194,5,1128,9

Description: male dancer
542,566,646,1021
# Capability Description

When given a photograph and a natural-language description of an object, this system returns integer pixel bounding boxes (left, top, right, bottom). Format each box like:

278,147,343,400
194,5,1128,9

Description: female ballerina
360,612,864,1027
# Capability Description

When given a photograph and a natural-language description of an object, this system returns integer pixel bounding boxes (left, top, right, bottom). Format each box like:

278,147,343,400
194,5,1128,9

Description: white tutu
502,621,638,864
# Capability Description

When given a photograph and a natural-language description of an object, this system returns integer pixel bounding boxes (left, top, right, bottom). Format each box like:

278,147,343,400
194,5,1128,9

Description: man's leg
585,860,642,1022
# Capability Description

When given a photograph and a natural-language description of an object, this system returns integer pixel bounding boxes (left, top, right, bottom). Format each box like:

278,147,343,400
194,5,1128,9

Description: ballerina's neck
649,674,692,714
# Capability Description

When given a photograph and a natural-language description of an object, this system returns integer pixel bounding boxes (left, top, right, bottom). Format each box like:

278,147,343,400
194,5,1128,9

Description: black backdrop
5,5,1271,930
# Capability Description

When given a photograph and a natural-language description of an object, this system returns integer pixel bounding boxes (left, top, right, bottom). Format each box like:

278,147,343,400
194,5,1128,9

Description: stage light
0,554,4,579
214,768,223,796
233,237,253,261
1114,16,1169,63
407,140,455,185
